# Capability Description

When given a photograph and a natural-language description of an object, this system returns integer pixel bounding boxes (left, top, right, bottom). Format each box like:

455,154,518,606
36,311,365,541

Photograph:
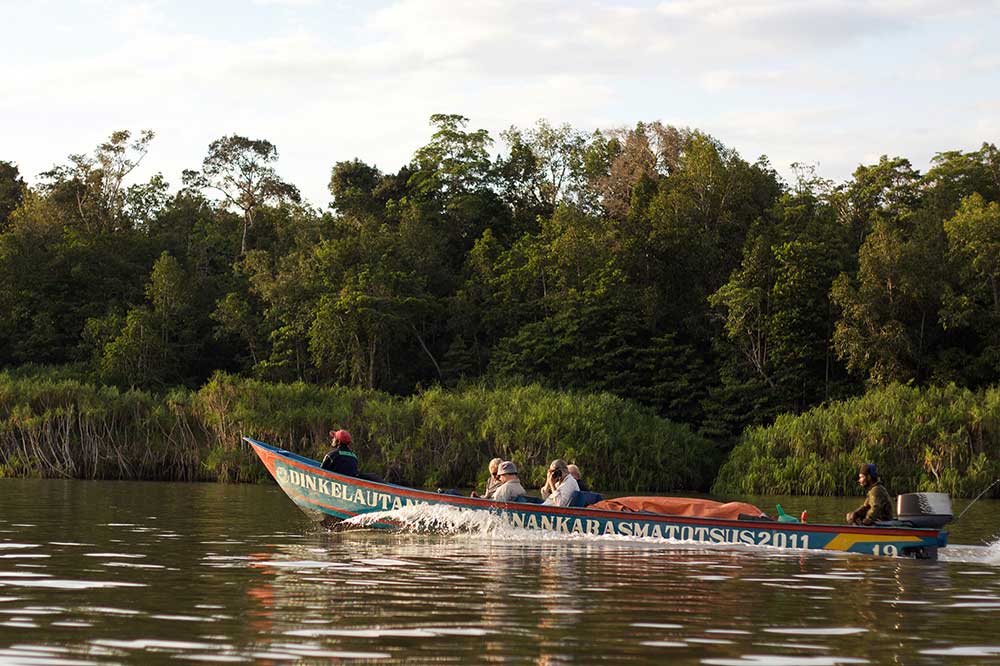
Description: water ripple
2,479,999,664
0,579,145,589
763,628,868,636
920,646,1000,657
703,658,867,665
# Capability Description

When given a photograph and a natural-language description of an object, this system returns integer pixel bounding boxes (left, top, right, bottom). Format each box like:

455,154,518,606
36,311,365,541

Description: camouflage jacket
851,482,893,525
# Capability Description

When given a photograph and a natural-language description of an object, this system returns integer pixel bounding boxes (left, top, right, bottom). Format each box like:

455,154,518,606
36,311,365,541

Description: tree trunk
413,325,442,379
241,216,250,255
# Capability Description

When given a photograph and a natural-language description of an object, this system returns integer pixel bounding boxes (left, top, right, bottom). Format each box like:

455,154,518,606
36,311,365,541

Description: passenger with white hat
490,461,527,502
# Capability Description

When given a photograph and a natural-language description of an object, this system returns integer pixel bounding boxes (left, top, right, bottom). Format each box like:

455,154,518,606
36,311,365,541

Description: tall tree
710,192,850,409
329,159,384,220
96,252,198,388
834,155,922,249
405,114,511,266
499,119,588,214
923,143,1000,217
0,193,64,364
940,193,1000,384
589,123,659,219
831,212,947,386
39,130,156,232
409,114,494,198
184,136,301,255
944,194,1000,317
0,161,26,231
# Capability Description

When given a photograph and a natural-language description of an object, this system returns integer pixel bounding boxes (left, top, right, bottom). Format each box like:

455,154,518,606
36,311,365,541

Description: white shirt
542,475,579,507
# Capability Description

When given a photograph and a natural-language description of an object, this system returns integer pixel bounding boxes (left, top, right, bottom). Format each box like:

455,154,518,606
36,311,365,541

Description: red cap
330,429,352,445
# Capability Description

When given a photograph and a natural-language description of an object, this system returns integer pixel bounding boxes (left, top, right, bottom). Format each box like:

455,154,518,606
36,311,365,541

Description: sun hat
497,461,518,476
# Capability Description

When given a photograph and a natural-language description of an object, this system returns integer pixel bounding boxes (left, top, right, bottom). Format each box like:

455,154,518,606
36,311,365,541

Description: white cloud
3,0,1000,205
253,0,320,6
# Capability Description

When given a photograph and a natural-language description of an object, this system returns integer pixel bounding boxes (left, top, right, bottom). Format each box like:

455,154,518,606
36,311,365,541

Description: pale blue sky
3,0,1000,207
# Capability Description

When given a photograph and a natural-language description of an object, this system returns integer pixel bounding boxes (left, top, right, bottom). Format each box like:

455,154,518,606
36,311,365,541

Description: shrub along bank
0,371,717,492
712,383,1000,498
4,371,997,497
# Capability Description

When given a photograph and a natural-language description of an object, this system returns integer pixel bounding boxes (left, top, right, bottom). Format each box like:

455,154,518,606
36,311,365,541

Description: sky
3,0,1000,208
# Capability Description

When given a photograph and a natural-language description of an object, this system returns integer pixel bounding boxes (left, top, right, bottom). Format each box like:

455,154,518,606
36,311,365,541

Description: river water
0,479,998,665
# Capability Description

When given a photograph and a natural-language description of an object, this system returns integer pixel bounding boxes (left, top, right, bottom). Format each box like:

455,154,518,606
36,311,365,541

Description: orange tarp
589,497,766,520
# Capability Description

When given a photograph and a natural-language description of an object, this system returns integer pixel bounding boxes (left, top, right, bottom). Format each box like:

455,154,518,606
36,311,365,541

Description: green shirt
851,482,893,525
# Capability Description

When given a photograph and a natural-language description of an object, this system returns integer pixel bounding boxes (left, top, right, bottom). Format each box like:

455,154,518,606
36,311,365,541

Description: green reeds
5,371,995,496
712,383,1000,497
0,371,715,491
195,375,716,491
0,374,206,480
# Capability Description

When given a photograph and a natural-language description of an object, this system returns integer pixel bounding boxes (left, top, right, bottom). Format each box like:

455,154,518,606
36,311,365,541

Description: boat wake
341,504,783,552
938,534,1000,565
341,504,1000,563
987,537,1000,564
341,504,560,540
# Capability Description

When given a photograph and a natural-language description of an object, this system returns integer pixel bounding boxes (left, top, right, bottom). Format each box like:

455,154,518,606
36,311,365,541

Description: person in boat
846,463,893,525
491,461,527,502
540,473,555,501
471,457,503,498
542,459,579,507
540,462,562,499
320,429,359,477
542,462,587,498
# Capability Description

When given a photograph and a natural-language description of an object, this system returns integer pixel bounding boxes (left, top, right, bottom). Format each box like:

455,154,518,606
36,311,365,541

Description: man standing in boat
846,463,893,525
321,429,359,477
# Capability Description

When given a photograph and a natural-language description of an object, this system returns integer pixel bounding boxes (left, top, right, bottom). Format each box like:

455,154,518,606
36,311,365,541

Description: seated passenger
542,459,579,507
846,463,893,525
540,472,555,501
321,429,359,477
567,463,589,491
540,460,572,499
491,461,527,502
471,458,503,498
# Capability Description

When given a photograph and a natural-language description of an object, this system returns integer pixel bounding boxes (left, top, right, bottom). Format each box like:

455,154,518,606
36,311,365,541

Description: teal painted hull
246,437,947,559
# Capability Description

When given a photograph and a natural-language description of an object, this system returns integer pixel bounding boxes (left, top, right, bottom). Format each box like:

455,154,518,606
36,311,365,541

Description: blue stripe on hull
248,438,947,558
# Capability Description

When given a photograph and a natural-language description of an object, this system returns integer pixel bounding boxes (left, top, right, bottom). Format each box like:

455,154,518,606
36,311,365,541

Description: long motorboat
245,437,950,559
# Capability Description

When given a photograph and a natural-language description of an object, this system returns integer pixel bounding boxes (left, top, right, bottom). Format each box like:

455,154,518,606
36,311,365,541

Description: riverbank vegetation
0,372,716,491
1,119,999,494
714,383,1000,497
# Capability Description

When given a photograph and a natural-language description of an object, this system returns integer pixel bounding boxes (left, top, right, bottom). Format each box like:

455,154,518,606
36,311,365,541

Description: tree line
1,117,998,451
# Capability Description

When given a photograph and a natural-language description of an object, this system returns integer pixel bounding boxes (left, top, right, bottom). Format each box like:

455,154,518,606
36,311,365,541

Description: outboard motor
896,492,953,529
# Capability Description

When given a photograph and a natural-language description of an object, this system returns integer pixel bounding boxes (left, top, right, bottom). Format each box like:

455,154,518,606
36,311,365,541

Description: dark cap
859,463,877,479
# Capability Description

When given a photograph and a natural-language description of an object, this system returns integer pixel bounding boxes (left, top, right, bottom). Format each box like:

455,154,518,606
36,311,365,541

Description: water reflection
0,480,997,664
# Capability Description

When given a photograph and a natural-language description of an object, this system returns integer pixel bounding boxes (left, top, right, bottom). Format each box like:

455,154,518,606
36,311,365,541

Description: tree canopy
3,122,999,448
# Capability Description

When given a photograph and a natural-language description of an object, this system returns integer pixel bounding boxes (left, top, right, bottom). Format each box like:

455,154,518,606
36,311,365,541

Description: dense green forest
1,118,998,492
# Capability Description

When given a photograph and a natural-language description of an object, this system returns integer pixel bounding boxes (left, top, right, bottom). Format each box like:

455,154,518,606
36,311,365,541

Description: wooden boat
245,437,949,559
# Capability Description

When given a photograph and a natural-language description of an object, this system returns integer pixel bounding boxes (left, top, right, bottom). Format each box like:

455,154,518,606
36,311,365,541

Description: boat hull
246,437,947,559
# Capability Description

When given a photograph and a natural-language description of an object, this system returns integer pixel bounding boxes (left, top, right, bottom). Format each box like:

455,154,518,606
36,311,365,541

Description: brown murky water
0,479,998,664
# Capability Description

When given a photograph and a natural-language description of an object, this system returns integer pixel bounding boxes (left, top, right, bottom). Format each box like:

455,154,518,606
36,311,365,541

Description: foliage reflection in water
0,479,997,665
